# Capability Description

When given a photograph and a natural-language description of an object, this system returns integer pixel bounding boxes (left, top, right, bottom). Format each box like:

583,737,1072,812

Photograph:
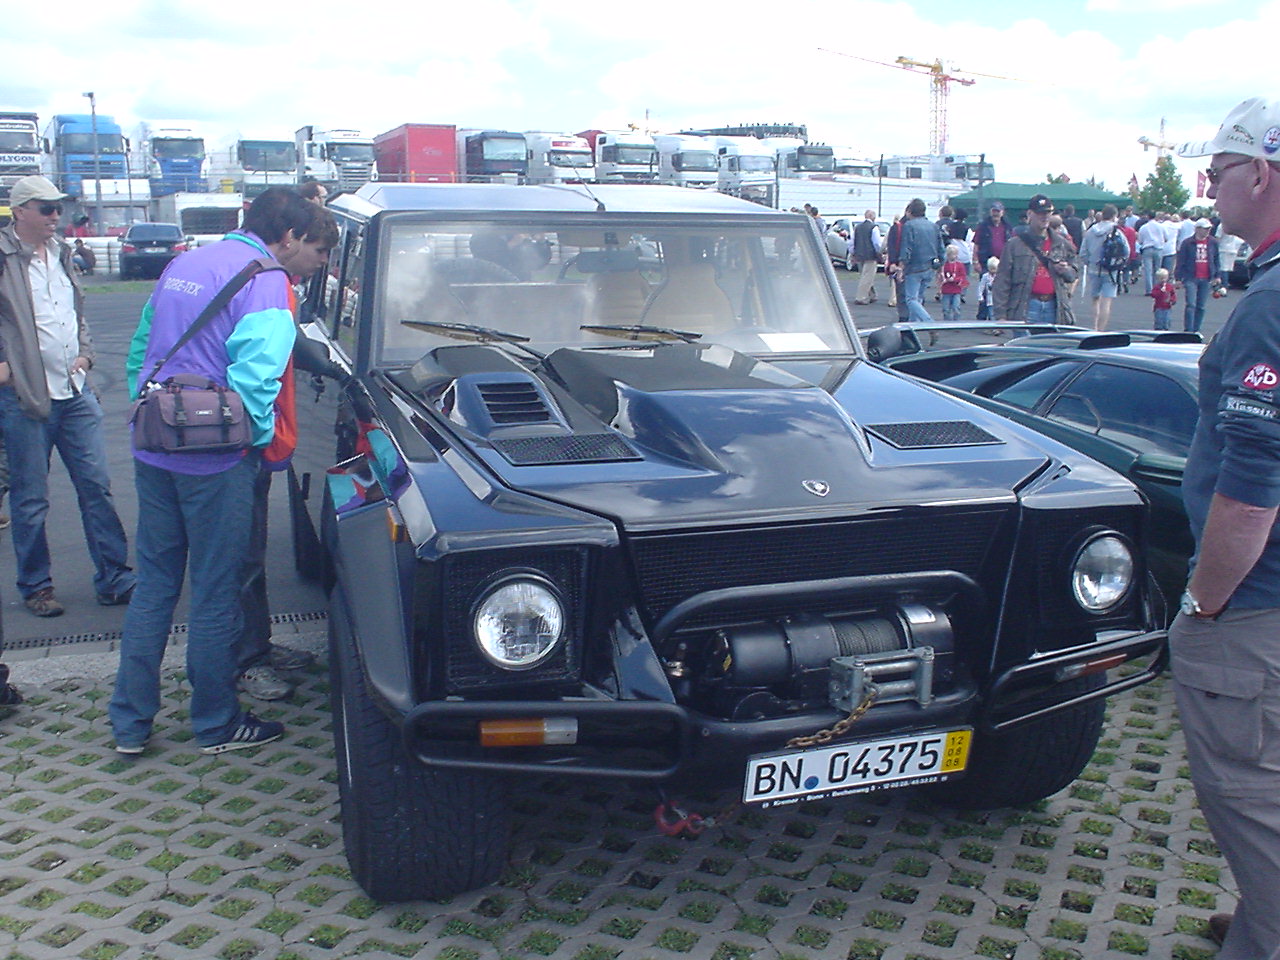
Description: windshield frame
364,209,859,369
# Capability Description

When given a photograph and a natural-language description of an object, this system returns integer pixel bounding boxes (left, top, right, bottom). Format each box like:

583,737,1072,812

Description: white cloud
9,0,1279,201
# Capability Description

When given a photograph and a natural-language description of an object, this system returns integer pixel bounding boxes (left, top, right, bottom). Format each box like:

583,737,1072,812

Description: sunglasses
1205,158,1254,185
27,202,63,216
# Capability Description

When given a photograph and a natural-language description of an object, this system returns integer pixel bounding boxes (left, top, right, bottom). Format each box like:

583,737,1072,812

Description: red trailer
373,124,457,183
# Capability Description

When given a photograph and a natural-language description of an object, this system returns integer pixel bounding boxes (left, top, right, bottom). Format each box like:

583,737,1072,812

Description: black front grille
492,434,641,466
629,508,1006,628
865,421,1003,449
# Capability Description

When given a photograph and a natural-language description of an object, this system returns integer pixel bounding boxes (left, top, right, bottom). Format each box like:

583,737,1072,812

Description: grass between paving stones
0,669,1233,960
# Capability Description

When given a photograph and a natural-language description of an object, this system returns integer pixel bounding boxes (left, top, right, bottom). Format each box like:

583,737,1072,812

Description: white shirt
1137,220,1164,252
26,240,84,400
1158,221,1179,257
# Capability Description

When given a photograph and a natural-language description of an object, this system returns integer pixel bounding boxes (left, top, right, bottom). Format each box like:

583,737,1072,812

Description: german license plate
743,729,971,808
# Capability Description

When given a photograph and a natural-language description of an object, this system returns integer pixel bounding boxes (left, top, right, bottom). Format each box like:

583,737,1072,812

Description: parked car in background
825,216,889,271
290,183,1166,902
119,222,188,279
882,329,1203,605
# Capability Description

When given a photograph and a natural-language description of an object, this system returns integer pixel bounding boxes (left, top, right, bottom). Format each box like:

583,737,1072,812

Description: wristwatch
1180,590,1222,619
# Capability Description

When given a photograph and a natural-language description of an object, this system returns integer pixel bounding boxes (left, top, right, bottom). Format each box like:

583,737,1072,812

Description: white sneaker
237,665,294,701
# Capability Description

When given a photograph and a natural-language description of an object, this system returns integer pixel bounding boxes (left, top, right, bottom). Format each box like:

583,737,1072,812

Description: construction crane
1138,118,1177,158
819,48,1023,154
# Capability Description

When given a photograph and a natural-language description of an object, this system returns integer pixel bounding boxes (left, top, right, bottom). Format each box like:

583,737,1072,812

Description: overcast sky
7,0,1272,200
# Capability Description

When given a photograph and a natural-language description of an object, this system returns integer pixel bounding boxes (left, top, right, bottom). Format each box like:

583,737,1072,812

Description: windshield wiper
401,320,545,361
580,323,703,343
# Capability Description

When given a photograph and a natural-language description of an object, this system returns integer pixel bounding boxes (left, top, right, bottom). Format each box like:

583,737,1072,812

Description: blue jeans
1141,248,1162,293
0,387,133,600
1025,297,1057,324
941,293,962,321
903,268,934,323
1183,279,1211,333
109,455,257,748
1154,308,1171,331
237,467,274,672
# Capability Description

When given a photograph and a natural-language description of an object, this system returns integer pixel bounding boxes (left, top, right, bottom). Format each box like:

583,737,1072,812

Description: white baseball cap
1194,218,1213,229
1178,97,1280,159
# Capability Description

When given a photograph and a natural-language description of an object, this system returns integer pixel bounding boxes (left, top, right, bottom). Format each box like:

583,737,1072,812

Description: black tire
928,675,1106,809
329,593,510,901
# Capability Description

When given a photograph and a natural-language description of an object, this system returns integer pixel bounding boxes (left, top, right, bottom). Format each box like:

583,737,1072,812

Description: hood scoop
866,420,1004,450
475,380,556,425
446,371,642,467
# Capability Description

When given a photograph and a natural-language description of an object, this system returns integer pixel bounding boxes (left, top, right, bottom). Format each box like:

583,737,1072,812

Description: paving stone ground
0,631,1230,960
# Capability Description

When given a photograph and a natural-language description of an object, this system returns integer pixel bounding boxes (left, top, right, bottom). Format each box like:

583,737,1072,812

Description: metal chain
785,686,879,749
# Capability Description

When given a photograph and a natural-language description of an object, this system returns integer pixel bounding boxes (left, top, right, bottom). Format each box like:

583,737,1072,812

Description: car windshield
240,141,295,171
548,150,593,168
152,139,205,160
331,143,375,162
0,130,37,151
737,156,774,172
62,132,126,154
675,151,718,172
127,224,184,241
480,139,526,162
370,216,854,364
614,146,656,166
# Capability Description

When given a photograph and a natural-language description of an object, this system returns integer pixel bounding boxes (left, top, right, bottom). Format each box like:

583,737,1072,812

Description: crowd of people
831,194,1242,334
0,175,337,753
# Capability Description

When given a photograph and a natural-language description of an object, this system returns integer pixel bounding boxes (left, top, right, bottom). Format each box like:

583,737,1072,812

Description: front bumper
401,626,1166,780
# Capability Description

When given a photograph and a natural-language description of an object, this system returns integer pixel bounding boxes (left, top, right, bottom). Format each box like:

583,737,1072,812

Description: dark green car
884,331,1202,609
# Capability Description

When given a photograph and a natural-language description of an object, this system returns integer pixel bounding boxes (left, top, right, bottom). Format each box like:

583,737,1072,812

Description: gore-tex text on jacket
1183,235,1280,607
126,231,295,476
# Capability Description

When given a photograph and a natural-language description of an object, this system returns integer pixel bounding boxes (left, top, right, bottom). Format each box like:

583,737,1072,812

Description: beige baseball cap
8,175,66,208
1178,97,1280,159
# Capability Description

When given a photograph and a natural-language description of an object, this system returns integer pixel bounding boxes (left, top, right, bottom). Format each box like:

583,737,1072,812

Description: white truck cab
654,134,718,189
525,133,594,184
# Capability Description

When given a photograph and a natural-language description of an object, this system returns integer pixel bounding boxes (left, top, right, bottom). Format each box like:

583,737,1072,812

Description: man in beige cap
1173,98,1280,958
0,175,134,619
1173,217,1219,333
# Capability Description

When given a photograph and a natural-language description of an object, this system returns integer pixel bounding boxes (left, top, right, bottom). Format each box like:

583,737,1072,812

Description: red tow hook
654,801,706,838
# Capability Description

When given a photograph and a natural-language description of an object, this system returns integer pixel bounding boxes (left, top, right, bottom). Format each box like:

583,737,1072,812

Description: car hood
409,343,1092,531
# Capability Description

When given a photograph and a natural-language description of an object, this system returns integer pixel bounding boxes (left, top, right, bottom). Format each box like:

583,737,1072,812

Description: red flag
1128,173,1140,193
1196,170,1207,198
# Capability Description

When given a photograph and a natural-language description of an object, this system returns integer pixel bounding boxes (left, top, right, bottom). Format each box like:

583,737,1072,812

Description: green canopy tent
948,182,1133,219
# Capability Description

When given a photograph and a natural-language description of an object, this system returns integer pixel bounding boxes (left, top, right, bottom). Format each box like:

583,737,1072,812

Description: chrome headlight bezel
471,575,566,671
1070,532,1135,614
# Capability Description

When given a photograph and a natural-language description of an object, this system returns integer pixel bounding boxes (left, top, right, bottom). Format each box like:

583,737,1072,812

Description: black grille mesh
442,548,585,691
865,420,1003,449
492,434,642,466
629,509,1004,627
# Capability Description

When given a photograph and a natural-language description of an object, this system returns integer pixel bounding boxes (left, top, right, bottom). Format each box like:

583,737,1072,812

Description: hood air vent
866,420,1004,450
476,381,554,425
491,434,642,466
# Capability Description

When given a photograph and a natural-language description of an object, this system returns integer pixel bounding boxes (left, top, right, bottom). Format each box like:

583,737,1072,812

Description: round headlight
473,578,565,670
1071,534,1134,612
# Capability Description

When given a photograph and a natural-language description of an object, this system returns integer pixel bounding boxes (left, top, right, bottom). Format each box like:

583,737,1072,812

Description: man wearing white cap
1173,218,1219,333
0,175,134,619
1174,98,1280,958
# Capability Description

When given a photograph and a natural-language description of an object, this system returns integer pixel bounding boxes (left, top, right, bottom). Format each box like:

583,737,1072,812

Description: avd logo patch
1242,363,1279,390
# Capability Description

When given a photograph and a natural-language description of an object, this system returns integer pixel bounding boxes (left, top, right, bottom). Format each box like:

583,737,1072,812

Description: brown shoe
24,587,64,618
1208,912,1232,946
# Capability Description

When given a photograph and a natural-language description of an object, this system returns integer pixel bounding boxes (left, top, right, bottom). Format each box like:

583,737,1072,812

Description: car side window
1046,363,1197,457
327,222,365,358
984,360,1085,410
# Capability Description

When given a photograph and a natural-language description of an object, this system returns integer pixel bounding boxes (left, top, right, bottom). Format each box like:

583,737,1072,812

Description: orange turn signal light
478,717,579,748
1057,653,1128,682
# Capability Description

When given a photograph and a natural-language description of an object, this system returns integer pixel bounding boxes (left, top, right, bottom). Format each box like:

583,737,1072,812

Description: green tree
1138,157,1190,213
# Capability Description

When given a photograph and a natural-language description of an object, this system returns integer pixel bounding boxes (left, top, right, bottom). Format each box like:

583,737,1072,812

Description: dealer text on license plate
743,729,971,807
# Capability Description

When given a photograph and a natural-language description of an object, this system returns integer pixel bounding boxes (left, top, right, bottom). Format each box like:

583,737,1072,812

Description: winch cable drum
706,604,953,700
